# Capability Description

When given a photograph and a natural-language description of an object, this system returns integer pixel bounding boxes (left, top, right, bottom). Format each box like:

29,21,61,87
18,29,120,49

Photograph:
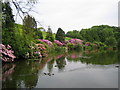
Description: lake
2,50,119,88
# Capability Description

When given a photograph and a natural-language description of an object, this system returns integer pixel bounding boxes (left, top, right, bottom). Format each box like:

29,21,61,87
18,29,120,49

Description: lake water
2,50,119,88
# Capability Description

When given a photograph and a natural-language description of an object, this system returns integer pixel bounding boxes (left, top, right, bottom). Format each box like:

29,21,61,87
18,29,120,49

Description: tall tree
35,28,43,39
2,2,15,46
23,15,37,38
45,26,54,42
56,28,65,42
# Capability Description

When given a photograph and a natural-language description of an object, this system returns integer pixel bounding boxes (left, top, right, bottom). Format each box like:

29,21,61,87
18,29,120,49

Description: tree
35,29,43,39
45,26,54,42
6,0,37,20
2,2,15,46
105,37,117,47
56,28,65,42
23,15,37,38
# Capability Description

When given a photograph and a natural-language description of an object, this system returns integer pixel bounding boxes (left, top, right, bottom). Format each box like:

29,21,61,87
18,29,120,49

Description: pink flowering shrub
55,54,65,60
54,40,63,46
35,43,48,57
69,54,78,59
66,39,83,45
0,44,16,62
85,42,91,46
38,39,52,46
66,39,83,51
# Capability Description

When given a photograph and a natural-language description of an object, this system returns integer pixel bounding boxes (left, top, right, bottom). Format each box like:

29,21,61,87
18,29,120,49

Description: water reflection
2,50,119,88
47,59,55,73
2,64,16,81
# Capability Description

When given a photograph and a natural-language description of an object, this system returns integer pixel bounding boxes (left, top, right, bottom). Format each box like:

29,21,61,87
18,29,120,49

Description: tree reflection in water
2,50,119,88
2,64,16,81
56,56,66,72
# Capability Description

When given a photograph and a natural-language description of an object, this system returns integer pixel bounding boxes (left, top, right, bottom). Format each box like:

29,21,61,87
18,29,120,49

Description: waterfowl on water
115,65,119,68
44,73,47,75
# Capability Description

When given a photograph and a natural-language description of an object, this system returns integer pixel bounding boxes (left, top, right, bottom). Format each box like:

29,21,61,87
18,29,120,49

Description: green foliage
2,2,15,46
23,15,37,38
66,25,119,48
105,37,117,47
12,24,34,58
67,43,74,50
74,44,82,51
35,29,43,39
56,28,65,42
2,2,33,58
118,38,120,50
35,39,49,49
65,37,71,40
45,27,54,42
66,30,82,39
54,46,66,52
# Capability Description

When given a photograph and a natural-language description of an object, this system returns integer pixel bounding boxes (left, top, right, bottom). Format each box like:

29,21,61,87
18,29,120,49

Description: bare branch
11,0,37,20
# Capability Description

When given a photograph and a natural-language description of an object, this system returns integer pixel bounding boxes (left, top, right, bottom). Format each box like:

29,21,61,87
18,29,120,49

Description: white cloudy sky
13,0,119,33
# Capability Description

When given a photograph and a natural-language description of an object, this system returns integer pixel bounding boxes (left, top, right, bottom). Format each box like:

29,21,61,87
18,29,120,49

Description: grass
41,31,72,40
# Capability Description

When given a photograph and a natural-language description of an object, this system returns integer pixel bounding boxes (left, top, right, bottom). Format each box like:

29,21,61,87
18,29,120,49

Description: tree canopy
45,26,54,42
56,28,65,42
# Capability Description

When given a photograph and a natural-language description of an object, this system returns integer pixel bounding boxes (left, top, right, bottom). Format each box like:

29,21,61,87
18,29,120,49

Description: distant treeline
66,25,120,48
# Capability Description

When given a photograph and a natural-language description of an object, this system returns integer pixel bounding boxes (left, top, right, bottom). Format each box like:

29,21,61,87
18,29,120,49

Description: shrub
74,44,82,51
35,43,48,57
56,28,65,42
68,39,83,45
38,39,52,46
85,42,91,46
0,44,16,62
67,43,74,50
54,46,66,52
54,40,63,46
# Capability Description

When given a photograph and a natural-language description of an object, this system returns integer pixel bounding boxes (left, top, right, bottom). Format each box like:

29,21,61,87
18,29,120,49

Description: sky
12,0,119,33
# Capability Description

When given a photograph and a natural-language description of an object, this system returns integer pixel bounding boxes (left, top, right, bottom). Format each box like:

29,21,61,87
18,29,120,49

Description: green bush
54,46,66,52
74,44,82,51
84,46,92,50
67,43,74,50
34,40,49,48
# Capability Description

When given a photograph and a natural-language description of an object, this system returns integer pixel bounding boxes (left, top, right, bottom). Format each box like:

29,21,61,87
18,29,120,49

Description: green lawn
41,31,71,40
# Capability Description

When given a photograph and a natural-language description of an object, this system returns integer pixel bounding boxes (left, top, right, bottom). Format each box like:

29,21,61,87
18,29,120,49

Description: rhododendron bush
67,39,83,45
66,39,84,51
38,39,52,46
0,44,16,62
35,43,48,57
54,40,63,46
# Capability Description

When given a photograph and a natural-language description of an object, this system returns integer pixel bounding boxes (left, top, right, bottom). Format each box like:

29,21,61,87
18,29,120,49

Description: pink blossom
0,49,2,53
55,54,65,59
70,54,78,59
7,45,11,49
0,44,16,62
85,42,90,46
38,39,52,46
0,44,5,49
54,40,63,46
66,39,83,45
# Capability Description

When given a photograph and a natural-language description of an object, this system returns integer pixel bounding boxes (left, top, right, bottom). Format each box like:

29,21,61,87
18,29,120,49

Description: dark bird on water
115,65,119,68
